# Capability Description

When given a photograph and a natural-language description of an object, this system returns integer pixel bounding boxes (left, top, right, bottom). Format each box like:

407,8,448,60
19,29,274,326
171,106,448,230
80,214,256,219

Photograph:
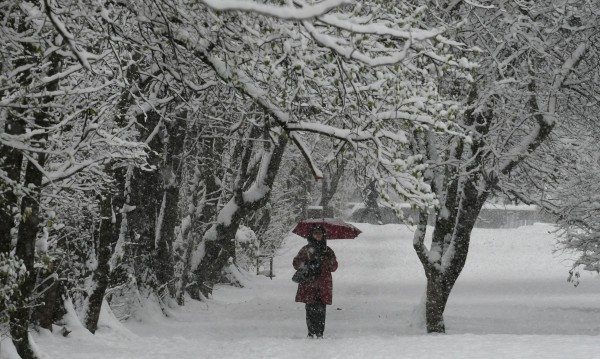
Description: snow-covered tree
0,0,483,353
535,119,600,283
0,1,148,355
182,0,474,299
410,0,599,333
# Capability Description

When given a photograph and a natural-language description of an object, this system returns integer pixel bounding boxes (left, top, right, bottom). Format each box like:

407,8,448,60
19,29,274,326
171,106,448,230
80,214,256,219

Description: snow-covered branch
302,20,412,67
318,14,443,41
286,121,407,143
499,42,589,175
199,0,351,20
43,0,92,71
412,208,436,271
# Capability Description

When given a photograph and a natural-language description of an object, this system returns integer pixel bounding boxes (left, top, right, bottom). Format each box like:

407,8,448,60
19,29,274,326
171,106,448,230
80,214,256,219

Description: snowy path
10,223,600,358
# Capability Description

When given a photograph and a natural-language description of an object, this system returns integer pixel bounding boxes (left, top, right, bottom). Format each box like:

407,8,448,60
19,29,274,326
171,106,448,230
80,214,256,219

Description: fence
256,254,274,279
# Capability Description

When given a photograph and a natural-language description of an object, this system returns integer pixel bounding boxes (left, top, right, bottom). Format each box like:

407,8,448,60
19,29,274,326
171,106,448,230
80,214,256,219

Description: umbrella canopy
292,218,362,240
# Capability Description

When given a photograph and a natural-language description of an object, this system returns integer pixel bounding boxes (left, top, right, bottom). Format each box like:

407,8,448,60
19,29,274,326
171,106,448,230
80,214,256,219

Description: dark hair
309,224,326,237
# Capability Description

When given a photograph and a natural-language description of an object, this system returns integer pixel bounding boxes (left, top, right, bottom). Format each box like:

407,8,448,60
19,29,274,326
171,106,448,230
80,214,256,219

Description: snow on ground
3,223,600,359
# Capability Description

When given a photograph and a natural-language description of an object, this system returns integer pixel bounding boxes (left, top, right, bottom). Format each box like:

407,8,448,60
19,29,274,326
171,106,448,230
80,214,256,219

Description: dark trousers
306,303,326,336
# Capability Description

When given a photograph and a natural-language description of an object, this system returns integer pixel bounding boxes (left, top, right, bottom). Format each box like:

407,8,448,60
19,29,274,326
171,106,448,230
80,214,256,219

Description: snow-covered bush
0,254,27,327
234,225,259,272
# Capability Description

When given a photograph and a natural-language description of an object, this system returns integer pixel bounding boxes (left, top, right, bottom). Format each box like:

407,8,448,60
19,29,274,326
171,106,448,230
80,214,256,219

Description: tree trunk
11,208,40,359
155,117,187,298
423,175,488,333
361,180,381,223
182,190,220,301
126,111,165,295
31,259,62,331
196,225,238,298
0,15,31,254
10,45,61,358
106,52,141,294
181,135,223,302
84,191,114,333
11,137,48,359
195,131,288,298
425,272,447,333
319,157,346,217
0,109,24,253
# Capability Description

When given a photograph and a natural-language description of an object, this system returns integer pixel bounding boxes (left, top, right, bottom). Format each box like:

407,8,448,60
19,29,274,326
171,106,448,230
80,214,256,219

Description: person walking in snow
293,224,338,338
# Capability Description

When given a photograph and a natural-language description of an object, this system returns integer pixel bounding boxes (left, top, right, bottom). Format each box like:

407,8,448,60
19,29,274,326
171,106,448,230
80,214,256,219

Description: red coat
293,244,338,305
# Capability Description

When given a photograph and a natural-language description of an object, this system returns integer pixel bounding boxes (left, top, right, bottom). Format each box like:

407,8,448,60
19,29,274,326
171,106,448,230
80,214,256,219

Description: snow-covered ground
3,223,600,358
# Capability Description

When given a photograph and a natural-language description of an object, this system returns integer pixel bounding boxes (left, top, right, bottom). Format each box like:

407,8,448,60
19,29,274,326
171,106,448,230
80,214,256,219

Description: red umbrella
292,218,362,239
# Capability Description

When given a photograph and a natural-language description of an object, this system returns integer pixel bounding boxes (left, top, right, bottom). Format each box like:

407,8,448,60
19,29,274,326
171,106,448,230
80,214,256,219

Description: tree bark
319,156,346,217
11,203,41,359
155,117,187,298
10,45,61,358
425,272,447,333
11,120,49,359
106,51,142,293
126,111,164,293
0,14,31,254
422,171,489,333
31,259,62,331
84,191,114,333
182,135,224,302
361,180,381,223
0,108,24,253
195,130,288,298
